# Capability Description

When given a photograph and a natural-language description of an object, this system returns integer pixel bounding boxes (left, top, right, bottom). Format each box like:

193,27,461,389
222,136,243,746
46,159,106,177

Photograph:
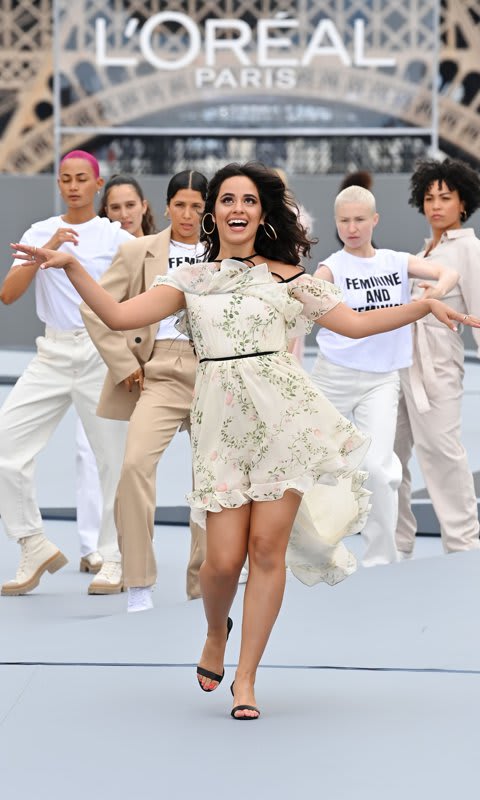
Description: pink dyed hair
60,150,100,178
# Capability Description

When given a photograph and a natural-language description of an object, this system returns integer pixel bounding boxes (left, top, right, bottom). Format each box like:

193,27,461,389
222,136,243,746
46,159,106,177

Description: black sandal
231,705,261,720
230,681,261,720
196,617,233,692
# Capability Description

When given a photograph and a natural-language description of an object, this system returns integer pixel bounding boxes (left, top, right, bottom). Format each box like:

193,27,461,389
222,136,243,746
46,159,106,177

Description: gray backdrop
1,173,479,349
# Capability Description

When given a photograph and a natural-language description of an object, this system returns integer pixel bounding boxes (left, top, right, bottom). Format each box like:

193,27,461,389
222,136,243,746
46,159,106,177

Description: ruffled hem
289,543,358,587
188,465,371,588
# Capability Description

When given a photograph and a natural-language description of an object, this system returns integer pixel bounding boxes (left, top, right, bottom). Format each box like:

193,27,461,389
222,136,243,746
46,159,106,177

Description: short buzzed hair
334,185,376,215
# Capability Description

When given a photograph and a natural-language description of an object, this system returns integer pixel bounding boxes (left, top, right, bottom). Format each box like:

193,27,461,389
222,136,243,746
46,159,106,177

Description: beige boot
1,534,68,596
79,551,103,574
88,561,123,595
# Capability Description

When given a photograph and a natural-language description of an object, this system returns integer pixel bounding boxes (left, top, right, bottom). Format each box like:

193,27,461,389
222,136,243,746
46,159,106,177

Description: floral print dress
152,259,371,586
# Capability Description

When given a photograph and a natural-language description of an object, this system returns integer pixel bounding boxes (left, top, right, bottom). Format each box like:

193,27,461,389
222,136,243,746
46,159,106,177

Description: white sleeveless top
316,248,412,372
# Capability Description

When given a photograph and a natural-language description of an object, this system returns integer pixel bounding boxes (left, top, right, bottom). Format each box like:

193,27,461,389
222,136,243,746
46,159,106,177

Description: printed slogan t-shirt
315,248,412,372
155,240,205,341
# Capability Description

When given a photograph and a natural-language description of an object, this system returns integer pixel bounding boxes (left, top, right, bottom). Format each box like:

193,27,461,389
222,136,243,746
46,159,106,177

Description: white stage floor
1,525,479,800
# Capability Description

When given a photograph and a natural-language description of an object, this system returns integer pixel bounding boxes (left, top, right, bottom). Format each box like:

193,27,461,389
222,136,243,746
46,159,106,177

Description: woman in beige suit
81,170,208,611
395,158,480,557
75,175,158,577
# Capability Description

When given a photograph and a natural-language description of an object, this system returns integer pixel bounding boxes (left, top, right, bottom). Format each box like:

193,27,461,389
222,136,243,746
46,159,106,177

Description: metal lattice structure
0,0,479,173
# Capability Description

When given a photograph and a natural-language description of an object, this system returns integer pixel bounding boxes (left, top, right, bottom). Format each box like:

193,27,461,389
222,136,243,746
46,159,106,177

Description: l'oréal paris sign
95,12,396,91
57,2,436,132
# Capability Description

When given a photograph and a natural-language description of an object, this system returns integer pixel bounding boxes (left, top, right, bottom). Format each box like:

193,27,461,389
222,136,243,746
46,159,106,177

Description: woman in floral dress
12,163,480,721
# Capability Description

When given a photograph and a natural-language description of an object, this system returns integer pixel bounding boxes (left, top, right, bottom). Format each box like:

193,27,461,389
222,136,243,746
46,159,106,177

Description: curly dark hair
409,158,480,220
201,162,316,264
98,174,157,235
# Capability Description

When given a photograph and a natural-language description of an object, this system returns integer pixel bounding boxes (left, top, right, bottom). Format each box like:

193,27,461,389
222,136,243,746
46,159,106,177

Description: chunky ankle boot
88,561,123,595
79,551,103,574
1,534,68,596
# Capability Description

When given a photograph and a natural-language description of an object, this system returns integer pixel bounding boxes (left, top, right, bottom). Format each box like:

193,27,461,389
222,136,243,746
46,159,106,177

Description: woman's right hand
43,228,79,250
123,367,144,392
10,242,78,271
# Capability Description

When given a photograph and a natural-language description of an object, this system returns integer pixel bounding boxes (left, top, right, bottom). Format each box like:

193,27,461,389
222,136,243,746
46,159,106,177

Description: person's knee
0,429,21,474
366,456,402,493
248,535,284,572
117,451,150,487
205,552,244,579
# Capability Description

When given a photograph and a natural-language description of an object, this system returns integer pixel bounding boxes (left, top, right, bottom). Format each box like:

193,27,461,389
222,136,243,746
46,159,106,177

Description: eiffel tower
0,0,478,173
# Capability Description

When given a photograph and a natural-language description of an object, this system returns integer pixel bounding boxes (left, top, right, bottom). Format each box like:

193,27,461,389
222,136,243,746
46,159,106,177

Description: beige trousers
114,339,205,596
394,321,480,555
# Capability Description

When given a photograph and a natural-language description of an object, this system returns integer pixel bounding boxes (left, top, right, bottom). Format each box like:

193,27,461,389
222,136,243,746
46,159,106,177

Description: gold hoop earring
262,221,277,241
202,213,216,235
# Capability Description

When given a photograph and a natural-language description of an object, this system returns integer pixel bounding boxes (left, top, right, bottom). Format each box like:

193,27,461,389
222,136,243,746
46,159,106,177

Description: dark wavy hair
409,158,480,220
201,162,316,264
99,174,157,235
166,170,208,204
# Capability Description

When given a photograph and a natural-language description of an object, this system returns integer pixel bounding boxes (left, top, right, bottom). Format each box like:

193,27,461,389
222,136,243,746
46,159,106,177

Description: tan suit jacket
81,227,173,420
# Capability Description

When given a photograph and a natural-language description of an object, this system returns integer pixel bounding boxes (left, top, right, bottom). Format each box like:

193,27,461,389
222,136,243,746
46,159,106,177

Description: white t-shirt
155,240,205,341
13,215,132,330
316,248,412,372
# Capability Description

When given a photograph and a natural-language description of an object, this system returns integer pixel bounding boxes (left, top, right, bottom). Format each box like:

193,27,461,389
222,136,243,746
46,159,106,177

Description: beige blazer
81,227,173,420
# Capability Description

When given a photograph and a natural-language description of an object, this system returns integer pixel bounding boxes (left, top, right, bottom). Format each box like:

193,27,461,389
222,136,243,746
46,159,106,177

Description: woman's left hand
10,242,75,271
428,299,480,331
417,281,444,300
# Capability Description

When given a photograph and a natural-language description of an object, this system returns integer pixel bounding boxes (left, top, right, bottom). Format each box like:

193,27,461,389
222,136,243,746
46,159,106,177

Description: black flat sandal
230,681,261,720
196,617,233,692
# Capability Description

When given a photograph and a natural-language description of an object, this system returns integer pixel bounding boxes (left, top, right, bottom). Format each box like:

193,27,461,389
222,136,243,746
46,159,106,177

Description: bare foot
197,619,232,691
231,677,260,719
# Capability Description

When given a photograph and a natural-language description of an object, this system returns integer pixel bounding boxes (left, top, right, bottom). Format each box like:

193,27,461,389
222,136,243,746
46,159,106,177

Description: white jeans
0,328,127,562
310,354,401,567
76,418,102,557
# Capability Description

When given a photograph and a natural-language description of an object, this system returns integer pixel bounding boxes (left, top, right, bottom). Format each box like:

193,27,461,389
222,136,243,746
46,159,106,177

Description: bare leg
197,505,250,690
233,491,302,718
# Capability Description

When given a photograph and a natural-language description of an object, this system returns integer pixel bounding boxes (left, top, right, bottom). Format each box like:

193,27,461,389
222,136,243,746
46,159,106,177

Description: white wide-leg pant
76,417,102,557
310,354,401,567
0,328,127,562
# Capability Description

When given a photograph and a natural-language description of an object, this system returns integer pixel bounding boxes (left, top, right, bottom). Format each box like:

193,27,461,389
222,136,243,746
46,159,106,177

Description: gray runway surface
1,524,479,799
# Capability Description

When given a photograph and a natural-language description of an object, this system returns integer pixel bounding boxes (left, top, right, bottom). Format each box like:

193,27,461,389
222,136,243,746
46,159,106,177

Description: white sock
127,586,154,613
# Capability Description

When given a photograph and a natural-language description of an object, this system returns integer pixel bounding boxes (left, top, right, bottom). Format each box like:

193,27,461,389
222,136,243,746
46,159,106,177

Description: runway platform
1,524,479,800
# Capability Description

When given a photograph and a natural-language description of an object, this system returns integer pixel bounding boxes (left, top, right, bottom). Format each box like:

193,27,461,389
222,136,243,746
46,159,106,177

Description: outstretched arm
317,297,480,338
11,243,185,331
2,228,80,304
407,254,459,299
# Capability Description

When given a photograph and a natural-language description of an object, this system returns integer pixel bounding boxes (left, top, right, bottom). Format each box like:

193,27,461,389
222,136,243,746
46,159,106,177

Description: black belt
199,350,279,364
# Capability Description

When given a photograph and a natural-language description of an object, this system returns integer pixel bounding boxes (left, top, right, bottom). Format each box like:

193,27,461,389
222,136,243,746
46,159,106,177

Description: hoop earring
262,221,277,241
460,210,467,222
202,213,216,235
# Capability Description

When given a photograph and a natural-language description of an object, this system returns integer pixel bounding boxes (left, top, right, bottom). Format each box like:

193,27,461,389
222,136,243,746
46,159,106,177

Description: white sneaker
398,550,413,561
127,586,154,613
1,534,68,596
88,561,123,595
238,567,249,584
79,551,103,574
